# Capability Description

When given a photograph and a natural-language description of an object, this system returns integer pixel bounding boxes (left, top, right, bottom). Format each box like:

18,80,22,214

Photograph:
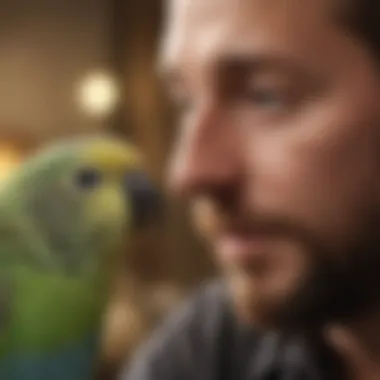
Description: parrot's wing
0,205,59,334
0,209,56,269
23,178,89,274
0,193,62,275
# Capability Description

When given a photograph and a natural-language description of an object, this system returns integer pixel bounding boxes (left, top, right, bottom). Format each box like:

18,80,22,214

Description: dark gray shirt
120,281,344,380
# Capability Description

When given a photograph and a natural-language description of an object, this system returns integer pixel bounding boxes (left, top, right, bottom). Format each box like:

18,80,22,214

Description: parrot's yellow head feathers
83,139,143,175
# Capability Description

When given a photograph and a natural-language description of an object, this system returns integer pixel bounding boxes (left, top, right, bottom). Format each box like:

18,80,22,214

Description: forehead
160,0,342,74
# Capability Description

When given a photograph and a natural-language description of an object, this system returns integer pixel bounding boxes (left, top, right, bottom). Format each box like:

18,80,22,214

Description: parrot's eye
74,168,102,190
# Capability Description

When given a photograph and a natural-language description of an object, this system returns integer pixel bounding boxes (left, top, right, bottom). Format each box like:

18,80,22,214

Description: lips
216,229,271,265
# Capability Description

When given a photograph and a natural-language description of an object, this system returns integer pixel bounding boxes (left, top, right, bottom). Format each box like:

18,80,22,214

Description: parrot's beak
124,172,162,228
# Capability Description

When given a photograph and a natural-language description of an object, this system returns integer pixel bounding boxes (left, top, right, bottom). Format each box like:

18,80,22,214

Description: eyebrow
157,52,318,90
216,53,313,79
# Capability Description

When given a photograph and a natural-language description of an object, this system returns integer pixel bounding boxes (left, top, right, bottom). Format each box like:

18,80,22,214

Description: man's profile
121,0,380,379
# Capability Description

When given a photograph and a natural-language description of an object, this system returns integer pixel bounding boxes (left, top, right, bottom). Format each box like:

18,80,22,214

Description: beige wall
0,0,110,140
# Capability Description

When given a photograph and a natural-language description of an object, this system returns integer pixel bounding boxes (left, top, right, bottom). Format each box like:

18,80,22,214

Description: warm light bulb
76,70,120,118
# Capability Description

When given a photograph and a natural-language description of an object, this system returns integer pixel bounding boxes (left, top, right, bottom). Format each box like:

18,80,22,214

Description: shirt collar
247,331,341,380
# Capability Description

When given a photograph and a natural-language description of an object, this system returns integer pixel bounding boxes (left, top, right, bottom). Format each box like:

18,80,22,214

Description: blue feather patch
0,334,100,380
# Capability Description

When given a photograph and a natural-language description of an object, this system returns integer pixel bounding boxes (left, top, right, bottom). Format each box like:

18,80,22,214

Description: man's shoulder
173,279,229,331
139,279,229,351
120,280,329,380
119,280,231,380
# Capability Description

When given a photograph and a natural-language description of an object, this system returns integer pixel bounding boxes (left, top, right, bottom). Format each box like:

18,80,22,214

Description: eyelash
245,87,287,108
170,85,296,118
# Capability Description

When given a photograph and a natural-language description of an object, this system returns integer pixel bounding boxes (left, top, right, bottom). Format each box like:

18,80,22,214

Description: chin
226,272,312,334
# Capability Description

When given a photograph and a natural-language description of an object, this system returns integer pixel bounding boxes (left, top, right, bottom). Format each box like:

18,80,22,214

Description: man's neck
324,312,380,380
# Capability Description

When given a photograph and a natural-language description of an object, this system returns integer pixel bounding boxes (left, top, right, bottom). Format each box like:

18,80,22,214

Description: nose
168,104,242,197
124,172,162,227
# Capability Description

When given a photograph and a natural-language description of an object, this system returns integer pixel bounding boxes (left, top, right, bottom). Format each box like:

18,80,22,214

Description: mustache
191,198,295,233
191,199,326,251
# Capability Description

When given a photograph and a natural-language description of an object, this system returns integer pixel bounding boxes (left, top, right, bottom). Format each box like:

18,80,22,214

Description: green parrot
0,135,160,379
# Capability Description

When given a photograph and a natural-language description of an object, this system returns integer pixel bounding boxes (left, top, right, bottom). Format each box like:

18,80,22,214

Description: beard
191,197,380,335
225,213,380,335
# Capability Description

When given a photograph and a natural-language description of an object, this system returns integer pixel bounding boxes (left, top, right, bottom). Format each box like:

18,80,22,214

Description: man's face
160,0,380,330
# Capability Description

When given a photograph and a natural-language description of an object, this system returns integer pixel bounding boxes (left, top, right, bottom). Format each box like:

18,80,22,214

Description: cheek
245,102,380,247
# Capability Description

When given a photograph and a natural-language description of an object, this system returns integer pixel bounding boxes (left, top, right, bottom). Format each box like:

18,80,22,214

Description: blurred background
0,1,217,378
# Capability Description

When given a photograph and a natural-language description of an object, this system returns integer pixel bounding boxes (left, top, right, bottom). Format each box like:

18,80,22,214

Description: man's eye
246,88,287,109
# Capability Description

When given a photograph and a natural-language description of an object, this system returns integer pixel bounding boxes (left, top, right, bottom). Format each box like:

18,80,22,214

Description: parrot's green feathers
0,267,108,354
0,134,152,355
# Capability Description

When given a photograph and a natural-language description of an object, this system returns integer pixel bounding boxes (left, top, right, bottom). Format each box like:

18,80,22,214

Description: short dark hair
340,0,380,58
